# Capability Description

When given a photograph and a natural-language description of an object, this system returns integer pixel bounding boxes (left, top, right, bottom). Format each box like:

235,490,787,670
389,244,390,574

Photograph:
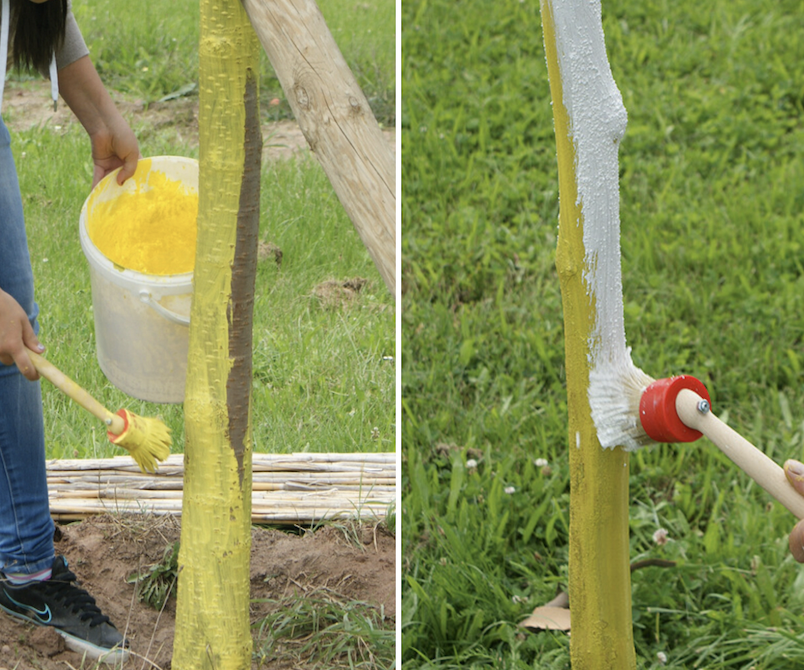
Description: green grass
251,517,396,669
126,541,181,610
253,587,395,669
402,0,804,667
69,0,395,127
7,0,394,459
13,129,393,457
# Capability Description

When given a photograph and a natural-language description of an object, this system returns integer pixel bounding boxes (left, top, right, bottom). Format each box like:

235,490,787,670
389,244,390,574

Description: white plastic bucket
79,156,198,404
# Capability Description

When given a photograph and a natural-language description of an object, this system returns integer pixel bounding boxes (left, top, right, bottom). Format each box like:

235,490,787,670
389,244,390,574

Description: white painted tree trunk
547,0,651,448
540,0,640,667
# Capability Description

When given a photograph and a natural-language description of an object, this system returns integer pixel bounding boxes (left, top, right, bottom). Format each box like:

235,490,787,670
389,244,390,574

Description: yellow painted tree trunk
172,0,261,667
540,1,637,667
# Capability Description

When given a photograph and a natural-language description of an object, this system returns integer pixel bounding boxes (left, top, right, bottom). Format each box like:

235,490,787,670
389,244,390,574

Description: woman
0,0,138,662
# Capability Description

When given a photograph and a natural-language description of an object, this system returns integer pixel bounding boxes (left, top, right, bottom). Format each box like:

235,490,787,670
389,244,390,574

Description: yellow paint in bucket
87,158,198,275
79,156,198,403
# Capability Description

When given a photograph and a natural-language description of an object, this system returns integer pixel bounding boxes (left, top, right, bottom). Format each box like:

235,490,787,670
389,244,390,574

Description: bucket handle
138,290,190,326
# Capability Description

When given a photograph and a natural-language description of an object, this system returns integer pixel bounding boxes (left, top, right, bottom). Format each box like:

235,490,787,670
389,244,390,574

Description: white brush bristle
588,360,655,451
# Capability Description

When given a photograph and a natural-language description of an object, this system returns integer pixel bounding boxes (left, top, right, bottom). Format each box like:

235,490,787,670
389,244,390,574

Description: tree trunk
539,1,637,667
242,0,396,297
172,0,261,666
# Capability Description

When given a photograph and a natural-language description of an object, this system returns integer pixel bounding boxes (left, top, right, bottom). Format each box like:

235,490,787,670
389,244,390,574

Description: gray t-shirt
57,2,90,70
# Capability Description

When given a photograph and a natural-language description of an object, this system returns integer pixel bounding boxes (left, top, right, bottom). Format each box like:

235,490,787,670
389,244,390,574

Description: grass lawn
6,0,395,459
401,0,804,667
73,0,395,127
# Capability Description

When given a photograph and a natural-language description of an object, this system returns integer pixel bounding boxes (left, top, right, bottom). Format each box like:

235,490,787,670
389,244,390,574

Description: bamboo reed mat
46,452,396,525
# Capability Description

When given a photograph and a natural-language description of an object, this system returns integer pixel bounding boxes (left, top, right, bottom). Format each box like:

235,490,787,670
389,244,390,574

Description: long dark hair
10,0,69,72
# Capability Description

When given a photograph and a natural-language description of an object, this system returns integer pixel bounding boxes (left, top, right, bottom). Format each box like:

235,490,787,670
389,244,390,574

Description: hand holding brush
784,461,804,561
26,347,171,473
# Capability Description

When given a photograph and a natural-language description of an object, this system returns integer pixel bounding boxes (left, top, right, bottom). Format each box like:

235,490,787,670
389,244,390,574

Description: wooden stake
241,0,396,296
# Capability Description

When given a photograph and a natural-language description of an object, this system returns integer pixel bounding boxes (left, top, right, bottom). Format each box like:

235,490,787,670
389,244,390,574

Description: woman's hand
0,290,43,381
88,115,139,188
784,459,804,562
56,55,140,187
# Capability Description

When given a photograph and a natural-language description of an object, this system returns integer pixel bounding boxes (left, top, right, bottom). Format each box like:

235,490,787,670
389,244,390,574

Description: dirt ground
1,80,396,162
0,514,395,669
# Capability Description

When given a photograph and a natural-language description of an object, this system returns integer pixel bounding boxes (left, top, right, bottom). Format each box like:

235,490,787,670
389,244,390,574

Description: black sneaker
0,555,130,664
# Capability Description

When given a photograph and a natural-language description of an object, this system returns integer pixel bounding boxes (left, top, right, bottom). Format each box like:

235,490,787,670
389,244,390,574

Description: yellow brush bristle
108,409,172,473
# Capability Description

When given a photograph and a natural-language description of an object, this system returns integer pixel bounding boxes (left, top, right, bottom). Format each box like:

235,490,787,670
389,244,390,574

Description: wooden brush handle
27,349,126,435
676,388,804,519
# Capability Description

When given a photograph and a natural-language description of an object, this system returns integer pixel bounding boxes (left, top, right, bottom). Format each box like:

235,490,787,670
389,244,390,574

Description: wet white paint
550,0,653,451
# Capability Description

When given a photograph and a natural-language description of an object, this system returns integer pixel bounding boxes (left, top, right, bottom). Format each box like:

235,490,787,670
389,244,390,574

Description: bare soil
2,80,396,162
0,514,395,669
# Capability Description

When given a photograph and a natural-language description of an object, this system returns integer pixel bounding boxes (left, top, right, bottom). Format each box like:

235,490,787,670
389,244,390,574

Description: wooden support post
242,0,396,297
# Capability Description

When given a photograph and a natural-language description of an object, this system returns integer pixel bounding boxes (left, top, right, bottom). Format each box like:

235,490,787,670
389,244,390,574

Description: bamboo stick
45,452,395,524
47,485,394,498
50,501,377,512
46,475,394,488
47,452,395,469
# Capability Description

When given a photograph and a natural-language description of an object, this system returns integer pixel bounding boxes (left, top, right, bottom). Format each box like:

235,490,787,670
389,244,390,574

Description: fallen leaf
519,606,571,632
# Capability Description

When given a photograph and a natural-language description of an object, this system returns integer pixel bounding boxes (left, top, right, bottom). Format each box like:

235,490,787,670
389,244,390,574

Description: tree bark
172,0,261,667
242,0,396,297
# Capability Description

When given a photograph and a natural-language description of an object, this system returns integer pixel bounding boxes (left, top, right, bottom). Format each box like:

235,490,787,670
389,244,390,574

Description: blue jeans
0,116,55,576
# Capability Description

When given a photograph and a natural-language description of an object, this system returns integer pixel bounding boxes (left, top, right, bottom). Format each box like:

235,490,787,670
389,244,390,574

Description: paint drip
550,0,652,451
88,159,198,276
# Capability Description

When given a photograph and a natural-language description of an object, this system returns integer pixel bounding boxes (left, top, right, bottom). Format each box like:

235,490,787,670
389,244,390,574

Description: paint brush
26,348,171,474
591,372,804,519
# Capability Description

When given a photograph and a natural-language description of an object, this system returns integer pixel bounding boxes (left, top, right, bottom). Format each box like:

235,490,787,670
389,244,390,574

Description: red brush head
107,408,129,442
639,376,711,443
